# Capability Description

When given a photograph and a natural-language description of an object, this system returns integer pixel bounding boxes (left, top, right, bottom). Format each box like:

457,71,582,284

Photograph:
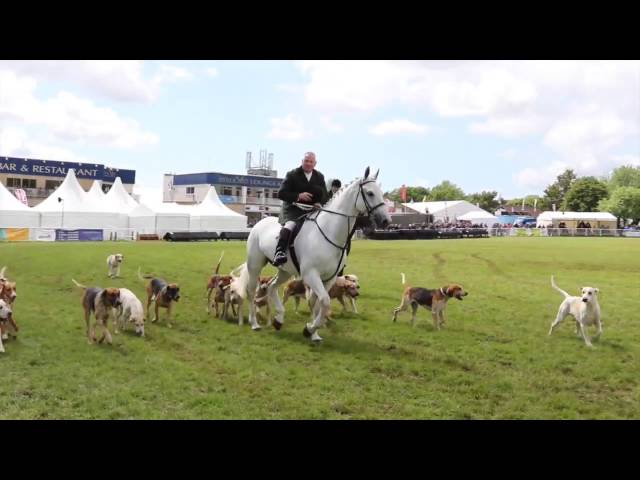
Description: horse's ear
364,167,370,179
373,169,379,180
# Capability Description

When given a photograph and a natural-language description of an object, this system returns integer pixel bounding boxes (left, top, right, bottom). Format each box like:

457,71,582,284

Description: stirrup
273,250,288,266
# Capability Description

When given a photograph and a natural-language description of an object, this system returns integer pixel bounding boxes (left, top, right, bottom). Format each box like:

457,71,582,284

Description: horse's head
355,167,391,229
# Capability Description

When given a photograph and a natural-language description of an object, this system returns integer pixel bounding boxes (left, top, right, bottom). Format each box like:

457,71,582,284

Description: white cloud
470,114,545,137
0,60,192,103
320,116,343,134
611,154,640,167
133,184,164,205
513,161,570,190
204,67,219,78
296,60,640,183
153,64,193,84
266,114,308,140
499,148,518,160
0,69,158,149
0,126,89,163
369,119,430,136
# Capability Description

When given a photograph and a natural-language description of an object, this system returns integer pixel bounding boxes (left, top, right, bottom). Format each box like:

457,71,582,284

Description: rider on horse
273,151,329,267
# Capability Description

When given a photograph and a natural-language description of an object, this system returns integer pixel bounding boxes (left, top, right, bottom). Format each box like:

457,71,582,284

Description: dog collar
440,287,447,297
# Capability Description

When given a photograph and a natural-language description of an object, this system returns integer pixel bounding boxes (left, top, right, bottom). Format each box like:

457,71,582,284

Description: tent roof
129,203,156,217
458,210,497,220
87,180,106,203
33,168,94,212
0,182,32,211
402,200,466,214
105,177,139,213
537,211,616,221
191,186,246,217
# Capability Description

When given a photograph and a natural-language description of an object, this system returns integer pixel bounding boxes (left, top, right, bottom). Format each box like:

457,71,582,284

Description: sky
1,60,638,203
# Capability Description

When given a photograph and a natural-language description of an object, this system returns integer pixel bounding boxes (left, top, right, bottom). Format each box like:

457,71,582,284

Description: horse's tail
229,263,249,300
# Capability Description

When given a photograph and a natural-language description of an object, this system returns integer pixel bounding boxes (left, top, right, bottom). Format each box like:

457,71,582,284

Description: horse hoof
302,326,312,338
273,319,283,330
252,325,262,331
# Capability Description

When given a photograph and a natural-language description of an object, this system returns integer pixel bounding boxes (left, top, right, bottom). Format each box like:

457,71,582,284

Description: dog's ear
594,288,600,294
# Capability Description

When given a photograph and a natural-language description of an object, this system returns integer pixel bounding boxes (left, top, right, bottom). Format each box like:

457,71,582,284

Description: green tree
466,191,499,212
608,165,640,190
564,177,609,212
505,195,548,211
543,169,577,210
429,181,465,201
598,186,640,227
384,186,430,203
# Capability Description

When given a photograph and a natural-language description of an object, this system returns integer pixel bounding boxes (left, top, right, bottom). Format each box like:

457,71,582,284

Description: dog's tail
401,272,406,286
551,275,570,298
71,278,88,290
0,266,6,279
214,251,225,275
138,266,153,281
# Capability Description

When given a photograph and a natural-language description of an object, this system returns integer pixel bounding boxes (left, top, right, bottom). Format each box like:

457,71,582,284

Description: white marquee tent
536,211,617,228
34,169,126,229
189,186,247,231
457,210,498,225
0,182,40,228
402,200,487,222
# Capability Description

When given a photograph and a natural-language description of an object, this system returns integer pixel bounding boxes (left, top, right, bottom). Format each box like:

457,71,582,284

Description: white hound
549,275,602,347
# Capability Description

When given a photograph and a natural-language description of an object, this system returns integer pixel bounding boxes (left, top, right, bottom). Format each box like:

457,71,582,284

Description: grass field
1,237,638,419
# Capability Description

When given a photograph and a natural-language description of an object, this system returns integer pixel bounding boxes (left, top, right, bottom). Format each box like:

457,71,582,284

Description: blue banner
55,229,103,241
173,172,283,189
0,156,135,184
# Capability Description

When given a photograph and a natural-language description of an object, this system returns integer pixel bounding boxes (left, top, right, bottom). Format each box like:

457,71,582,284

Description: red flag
400,184,407,202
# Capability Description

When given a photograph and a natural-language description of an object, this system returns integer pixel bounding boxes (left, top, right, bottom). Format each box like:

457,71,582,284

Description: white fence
489,227,635,238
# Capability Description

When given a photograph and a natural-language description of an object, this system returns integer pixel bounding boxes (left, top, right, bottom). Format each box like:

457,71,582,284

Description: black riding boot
273,227,291,266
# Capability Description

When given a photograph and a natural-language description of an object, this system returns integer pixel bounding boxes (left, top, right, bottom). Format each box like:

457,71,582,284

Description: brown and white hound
206,252,236,318
0,266,19,341
392,273,468,329
138,267,180,327
0,266,17,305
72,279,121,345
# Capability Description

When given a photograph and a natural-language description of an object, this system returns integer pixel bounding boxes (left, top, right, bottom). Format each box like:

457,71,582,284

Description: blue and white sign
0,156,136,184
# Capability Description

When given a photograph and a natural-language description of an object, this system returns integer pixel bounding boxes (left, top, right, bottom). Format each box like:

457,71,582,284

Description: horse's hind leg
268,270,292,330
246,258,266,331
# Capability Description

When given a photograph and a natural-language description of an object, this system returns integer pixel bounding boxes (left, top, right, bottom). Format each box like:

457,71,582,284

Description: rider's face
302,155,316,173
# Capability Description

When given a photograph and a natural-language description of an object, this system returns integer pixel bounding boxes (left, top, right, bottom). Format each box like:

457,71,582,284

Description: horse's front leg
302,272,331,342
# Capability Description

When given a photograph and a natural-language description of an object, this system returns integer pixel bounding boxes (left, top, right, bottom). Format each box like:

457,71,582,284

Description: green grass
1,237,639,419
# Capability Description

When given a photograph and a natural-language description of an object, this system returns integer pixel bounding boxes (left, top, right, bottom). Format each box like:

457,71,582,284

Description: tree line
384,165,640,226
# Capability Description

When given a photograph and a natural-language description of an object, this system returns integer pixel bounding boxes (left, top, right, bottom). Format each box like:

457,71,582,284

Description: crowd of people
386,221,489,231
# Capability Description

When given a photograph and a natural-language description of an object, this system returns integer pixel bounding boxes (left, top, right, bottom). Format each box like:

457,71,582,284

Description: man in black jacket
274,151,329,266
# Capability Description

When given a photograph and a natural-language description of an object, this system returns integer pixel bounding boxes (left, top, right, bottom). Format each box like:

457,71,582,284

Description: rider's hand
312,203,322,210
298,192,313,202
